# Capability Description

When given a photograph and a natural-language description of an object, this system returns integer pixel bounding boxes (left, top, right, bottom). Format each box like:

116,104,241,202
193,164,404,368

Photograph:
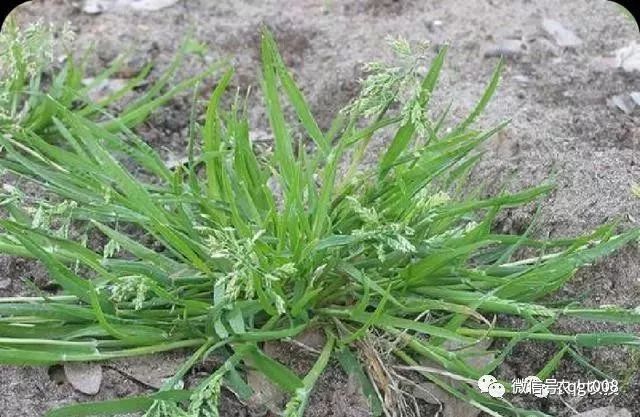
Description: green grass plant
0,23,638,417
0,18,214,138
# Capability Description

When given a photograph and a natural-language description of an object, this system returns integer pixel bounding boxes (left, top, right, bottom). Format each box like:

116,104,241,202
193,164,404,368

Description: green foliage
0,18,213,138
0,23,638,417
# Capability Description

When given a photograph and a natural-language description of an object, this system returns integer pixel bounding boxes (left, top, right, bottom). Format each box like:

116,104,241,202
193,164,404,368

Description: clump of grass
0,24,639,417
0,18,215,138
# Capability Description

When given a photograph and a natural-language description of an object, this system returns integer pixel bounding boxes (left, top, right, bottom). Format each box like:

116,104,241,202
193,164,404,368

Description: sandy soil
2,0,640,416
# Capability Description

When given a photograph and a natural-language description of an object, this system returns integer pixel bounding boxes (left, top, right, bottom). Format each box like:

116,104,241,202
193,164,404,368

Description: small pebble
607,93,637,115
64,363,102,395
484,39,526,58
541,18,582,47
574,407,631,417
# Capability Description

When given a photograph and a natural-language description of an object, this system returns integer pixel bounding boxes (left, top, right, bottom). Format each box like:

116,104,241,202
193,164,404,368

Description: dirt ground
2,0,640,416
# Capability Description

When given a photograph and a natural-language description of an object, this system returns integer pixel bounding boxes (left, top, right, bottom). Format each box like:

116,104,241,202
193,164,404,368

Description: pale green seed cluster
103,238,121,259
0,19,74,122
342,35,433,140
27,200,77,238
206,228,292,314
188,372,224,417
348,196,417,262
143,401,190,417
110,275,150,310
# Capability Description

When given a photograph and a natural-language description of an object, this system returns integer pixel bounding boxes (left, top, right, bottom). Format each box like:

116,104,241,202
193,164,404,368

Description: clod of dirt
0,278,10,289
124,0,181,11
293,328,326,352
541,18,582,47
614,42,640,73
81,0,110,14
591,56,619,72
82,0,180,14
412,383,478,417
484,39,526,58
110,353,188,389
512,75,531,85
607,93,639,115
575,406,632,417
330,373,371,417
63,362,103,395
246,370,285,414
